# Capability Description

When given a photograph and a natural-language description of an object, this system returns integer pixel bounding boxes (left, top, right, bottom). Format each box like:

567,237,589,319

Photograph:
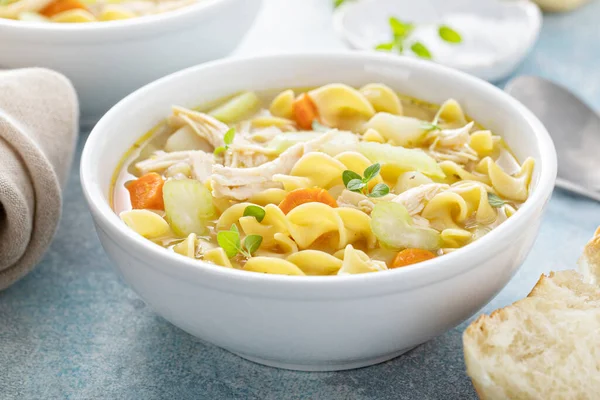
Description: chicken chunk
190,151,215,182
210,131,339,200
392,183,449,215
172,106,232,149
426,122,479,164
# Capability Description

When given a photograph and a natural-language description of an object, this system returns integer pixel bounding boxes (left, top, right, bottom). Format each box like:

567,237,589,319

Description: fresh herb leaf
367,183,390,198
410,42,432,60
243,205,266,223
422,122,441,132
213,146,226,155
223,128,236,145
347,179,366,192
438,25,462,44
312,119,329,132
243,235,263,255
389,17,414,39
363,163,381,182
343,163,385,195
342,170,362,187
375,42,395,52
487,192,506,208
217,229,241,258
217,224,263,259
333,0,347,8
393,36,404,53
215,128,236,155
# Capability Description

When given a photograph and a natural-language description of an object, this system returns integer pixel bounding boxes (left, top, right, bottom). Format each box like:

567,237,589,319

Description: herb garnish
243,205,266,223
438,25,462,44
410,42,432,59
343,163,390,198
374,18,462,61
214,128,235,155
487,192,506,208
217,224,263,259
333,0,351,8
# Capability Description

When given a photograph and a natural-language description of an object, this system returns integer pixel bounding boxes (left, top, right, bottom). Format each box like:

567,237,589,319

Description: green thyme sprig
217,224,263,259
214,128,236,155
375,17,462,60
342,163,390,198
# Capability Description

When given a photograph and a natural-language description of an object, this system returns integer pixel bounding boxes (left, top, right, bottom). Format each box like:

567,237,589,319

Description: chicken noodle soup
112,84,534,276
0,0,197,23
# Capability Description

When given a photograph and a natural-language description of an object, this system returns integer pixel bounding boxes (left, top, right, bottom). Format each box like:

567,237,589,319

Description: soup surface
0,0,196,22
112,84,534,276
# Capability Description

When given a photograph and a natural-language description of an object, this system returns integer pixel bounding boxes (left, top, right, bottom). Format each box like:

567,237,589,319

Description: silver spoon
504,75,600,202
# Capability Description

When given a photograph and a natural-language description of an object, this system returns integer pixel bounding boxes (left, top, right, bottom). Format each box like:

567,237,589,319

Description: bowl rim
81,52,557,290
0,0,235,34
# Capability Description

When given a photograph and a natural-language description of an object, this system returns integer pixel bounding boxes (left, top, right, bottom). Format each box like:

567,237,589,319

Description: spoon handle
555,178,600,203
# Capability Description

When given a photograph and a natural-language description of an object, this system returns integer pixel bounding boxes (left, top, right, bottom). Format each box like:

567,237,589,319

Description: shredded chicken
430,122,473,148
392,183,449,215
211,144,303,200
224,144,277,168
337,190,376,214
426,122,479,164
190,151,215,182
210,131,339,200
172,106,231,149
135,150,196,175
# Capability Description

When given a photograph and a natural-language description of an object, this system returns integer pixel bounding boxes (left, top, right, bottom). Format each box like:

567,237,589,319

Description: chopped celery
163,179,215,236
267,132,323,154
364,113,427,147
208,91,261,123
371,202,442,251
358,142,445,178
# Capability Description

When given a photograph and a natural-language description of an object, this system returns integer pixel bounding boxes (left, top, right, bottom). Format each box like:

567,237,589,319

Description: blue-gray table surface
2,1,600,399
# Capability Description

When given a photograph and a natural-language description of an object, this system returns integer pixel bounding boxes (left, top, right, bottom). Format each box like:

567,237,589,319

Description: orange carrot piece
40,0,87,17
279,188,337,214
126,173,165,211
292,93,320,130
391,248,436,269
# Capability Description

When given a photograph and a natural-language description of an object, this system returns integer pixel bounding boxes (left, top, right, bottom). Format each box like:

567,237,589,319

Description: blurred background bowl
0,0,262,127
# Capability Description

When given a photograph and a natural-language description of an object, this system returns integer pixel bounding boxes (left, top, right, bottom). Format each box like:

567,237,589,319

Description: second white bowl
0,0,262,126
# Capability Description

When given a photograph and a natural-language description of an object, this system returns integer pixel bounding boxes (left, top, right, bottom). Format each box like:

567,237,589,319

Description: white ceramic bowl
334,0,541,82
81,53,557,371
0,0,262,126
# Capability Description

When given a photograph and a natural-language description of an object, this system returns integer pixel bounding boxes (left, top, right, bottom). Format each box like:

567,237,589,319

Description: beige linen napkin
0,68,78,290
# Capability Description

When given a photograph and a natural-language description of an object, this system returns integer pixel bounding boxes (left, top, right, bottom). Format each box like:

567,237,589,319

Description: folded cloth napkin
0,68,78,290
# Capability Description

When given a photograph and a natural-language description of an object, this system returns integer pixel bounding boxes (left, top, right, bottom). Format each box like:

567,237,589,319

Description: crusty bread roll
578,227,600,285
463,227,600,400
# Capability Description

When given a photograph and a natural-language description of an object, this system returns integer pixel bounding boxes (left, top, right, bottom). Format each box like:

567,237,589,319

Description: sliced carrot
40,0,87,17
391,248,436,269
279,188,337,214
292,93,320,130
126,173,165,211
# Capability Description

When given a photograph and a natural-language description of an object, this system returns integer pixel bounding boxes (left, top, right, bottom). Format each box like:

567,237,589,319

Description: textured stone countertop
2,1,600,399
